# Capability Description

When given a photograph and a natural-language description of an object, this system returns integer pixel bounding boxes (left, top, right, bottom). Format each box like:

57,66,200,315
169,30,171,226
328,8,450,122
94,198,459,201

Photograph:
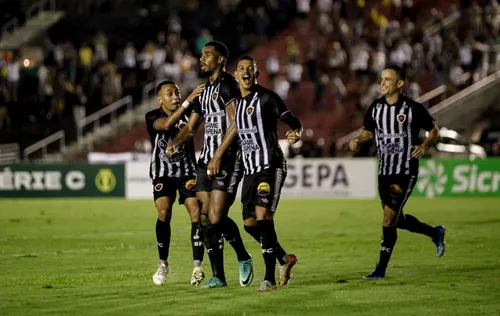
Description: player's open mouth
242,75,251,84
200,64,207,71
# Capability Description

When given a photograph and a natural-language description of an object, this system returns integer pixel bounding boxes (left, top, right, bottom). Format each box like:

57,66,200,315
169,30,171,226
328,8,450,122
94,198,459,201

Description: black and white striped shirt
145,108,197,179
235,85,292,175
363,96,435,176
192,72,240,165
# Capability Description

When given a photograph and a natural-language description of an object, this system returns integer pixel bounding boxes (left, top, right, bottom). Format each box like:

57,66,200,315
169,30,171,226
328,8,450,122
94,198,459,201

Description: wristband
182,101,191,109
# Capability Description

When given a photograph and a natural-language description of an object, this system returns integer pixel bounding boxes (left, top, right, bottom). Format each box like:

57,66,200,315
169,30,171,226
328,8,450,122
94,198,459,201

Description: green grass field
1,198,499,316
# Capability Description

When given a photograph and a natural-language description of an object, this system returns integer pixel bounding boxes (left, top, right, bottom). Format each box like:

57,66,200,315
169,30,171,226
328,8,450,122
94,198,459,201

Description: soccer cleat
279,254,298,286
239,256,254,287
200,277,227,289
152,262,169,285
190,266,205,286
363,268,385,280
257,280,277,292
433,225,446,257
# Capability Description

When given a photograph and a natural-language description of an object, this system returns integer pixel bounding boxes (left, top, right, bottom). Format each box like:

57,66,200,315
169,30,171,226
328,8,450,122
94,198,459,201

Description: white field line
0,230,153,241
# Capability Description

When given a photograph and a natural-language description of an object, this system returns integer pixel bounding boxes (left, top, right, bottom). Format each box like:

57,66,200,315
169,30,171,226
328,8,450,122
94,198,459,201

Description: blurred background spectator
1,0,500,161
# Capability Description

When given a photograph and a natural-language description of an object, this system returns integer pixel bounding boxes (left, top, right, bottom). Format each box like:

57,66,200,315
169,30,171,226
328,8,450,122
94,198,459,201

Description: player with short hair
349,65,446,279
166,41,253,289
232,56,301,291
146,80,206,286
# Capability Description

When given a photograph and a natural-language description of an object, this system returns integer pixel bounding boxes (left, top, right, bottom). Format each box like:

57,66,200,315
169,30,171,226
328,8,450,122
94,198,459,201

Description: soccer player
232,56,302,291
349,65,446,279
146,80,206,286
166,41,253,288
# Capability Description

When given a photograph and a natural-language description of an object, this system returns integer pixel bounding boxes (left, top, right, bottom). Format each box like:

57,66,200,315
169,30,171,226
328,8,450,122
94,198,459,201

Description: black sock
191,222,204,264
244,225,288,265
204,223,225,282
222,217,251,261
377,226,397,272
156,217,171,261
399,214,435,239
257,220,277,284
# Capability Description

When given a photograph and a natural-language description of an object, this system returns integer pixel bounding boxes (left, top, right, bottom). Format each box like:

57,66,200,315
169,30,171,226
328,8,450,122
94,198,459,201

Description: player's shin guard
204,224,225,282
378,226,397,272
398,214,435,238
245,225,288,265
221,217,251,261
191,222,204,265
257,220,277,284
156,217,172,261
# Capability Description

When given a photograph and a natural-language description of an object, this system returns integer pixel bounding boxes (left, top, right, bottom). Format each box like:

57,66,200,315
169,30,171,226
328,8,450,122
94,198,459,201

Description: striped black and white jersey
145,107,197,180
191,72,240,165
362,95,435,176
235,85,292,175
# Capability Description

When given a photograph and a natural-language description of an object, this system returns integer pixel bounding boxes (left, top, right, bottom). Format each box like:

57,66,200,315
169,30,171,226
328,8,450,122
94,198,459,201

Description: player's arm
154,84,205,131
166,111,202,157
349,104,375,152
411,103,439,159
213,100,238,159
270,92,303,143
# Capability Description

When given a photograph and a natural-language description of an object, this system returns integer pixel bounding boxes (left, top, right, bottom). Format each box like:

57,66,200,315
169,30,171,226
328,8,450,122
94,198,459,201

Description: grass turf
0,198,499,316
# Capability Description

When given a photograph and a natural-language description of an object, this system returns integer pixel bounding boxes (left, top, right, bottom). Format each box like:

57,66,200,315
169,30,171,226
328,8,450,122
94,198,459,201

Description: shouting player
166,41,253,288
349,65,446,279
146,80,206,285
232,56,301,291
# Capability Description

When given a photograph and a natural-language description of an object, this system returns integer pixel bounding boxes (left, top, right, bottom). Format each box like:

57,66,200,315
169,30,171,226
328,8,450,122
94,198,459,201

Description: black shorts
378,174,418,213
241,167,286,220
196,163,237,193
152,175,197,205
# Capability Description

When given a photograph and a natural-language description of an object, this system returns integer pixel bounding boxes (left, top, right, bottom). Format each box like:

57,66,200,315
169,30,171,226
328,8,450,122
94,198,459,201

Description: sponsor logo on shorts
216,170,227,179
185,179,196,191
154,183,163,192
261,197,269,204
390,184,402,197
257,182,271,196
217,180,225,187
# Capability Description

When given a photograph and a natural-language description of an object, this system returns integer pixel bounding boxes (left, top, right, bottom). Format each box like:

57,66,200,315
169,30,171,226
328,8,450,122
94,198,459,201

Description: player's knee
157,207,171,222
199,211,211,227
255,206,272,221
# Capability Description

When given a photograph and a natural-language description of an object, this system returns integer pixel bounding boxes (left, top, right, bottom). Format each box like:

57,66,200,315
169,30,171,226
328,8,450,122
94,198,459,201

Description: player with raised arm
349,65,446,279
166,41,253,289
233,56,301,291
146,80,207,286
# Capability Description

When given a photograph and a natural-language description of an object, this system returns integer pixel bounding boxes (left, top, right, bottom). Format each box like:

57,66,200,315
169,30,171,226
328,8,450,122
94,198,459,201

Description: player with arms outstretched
349,65,446,279
146,80,206,286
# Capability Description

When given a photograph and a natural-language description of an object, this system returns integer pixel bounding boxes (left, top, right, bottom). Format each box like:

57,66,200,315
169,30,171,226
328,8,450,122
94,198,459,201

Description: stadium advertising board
414,158,500,197
125,159,378,200
0,164,125,197
280,158,377,198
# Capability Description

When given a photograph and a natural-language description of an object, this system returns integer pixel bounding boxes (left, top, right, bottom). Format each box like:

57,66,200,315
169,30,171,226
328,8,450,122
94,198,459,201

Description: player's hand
186,84,205,103
349,139,360,152
411,145,427,159
207,156,221,178
286,130,301,144
166,144,177,158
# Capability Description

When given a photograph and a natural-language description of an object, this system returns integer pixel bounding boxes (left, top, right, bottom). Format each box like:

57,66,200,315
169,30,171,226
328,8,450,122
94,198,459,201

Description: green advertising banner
0,164,125,197
414,158,500,197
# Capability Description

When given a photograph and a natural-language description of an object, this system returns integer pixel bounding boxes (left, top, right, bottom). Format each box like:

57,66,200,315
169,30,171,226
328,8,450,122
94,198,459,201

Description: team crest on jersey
389,184,402,197
212,92,218,100
257,182,271,196
247,106,254,116
397,114,406,123
154,183,163,192
185,179,196,191
376,103,383,109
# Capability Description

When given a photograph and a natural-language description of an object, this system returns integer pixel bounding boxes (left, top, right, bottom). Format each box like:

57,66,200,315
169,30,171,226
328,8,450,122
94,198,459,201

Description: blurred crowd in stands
1,0,500,158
